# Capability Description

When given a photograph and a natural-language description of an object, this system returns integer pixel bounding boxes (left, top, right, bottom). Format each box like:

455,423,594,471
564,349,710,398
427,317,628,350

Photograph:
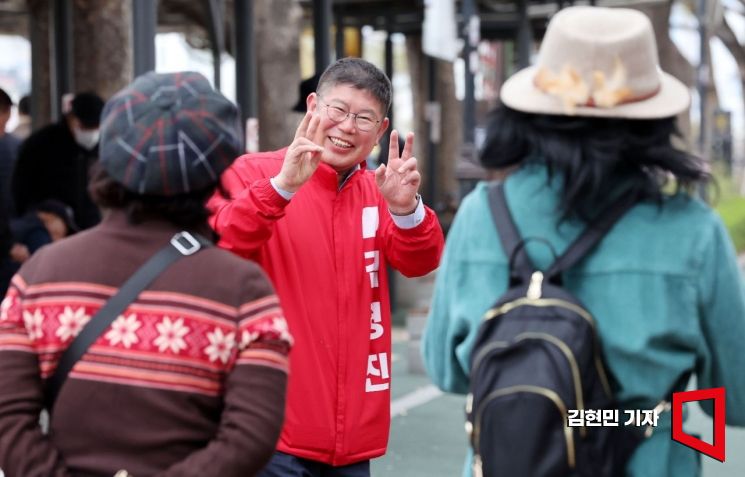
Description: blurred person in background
11,94,31,140
12,199,79,251
0,71,291,477
0,87,21,220
0,199,79,297
292,73,321,114
12,91,105,229
0,88,22,296
0,197,13,301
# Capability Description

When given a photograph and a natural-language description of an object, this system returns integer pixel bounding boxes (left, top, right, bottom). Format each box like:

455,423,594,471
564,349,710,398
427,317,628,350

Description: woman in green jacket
422,6,745,477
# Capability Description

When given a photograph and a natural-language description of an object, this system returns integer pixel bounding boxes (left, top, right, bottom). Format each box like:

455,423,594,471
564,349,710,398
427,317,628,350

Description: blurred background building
1,0,744,322
0,0,742,210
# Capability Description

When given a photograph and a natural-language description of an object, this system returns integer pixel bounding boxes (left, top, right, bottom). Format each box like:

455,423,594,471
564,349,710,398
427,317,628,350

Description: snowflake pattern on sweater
0,276,290,396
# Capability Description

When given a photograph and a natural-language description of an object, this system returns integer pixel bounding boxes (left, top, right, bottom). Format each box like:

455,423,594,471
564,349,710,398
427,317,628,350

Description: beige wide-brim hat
500,6,690,119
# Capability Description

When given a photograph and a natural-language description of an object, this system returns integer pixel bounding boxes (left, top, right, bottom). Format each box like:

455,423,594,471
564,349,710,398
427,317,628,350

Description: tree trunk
27,0,53,128
637,1,697,147
406,35,461,212
715,11,745,184
435,58,461,214
255,0,302,150
72,0,132,100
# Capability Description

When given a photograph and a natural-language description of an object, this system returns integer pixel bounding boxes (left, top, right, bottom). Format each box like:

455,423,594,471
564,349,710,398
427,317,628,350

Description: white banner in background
422,0,460,62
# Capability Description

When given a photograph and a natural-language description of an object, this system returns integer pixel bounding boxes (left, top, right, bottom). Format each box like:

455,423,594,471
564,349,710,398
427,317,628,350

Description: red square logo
671,387,726,462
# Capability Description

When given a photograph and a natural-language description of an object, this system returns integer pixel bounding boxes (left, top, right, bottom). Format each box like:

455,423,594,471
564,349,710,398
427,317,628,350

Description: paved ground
371,333,745,477
4,262,743,477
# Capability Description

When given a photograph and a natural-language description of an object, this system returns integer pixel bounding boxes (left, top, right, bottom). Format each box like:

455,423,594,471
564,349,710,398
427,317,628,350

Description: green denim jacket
423,165,745,477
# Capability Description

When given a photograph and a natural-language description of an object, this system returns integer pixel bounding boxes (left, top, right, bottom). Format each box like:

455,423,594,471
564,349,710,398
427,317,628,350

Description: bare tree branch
715,12,745,73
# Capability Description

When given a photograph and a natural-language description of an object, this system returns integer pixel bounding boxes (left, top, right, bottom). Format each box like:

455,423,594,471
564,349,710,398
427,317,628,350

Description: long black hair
480,106,709,220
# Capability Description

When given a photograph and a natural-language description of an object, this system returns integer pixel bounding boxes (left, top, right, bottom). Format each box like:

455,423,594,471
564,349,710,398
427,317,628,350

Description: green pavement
371,340,467,477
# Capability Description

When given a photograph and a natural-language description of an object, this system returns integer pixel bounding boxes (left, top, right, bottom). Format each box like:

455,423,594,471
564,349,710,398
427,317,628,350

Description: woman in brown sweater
0,71,292,477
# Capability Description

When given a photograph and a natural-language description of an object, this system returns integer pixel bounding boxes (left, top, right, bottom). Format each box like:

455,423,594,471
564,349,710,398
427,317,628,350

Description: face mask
73,127,100,151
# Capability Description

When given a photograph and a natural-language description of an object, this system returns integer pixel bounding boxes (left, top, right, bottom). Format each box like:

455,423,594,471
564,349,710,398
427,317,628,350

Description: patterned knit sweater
0,211,291,477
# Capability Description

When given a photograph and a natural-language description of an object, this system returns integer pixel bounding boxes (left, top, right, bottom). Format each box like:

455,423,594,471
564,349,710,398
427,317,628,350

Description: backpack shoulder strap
487,182,535,284
546,194,637,280
45,231,212,410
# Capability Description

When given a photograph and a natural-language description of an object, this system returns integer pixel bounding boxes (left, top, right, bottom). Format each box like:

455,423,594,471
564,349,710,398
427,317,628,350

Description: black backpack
466,183,643,477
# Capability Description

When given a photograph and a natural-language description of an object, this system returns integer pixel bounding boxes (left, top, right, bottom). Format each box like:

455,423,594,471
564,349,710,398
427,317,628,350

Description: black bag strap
544,193,638,280
45,231,212,410
488,182,637,284
487,182,535,284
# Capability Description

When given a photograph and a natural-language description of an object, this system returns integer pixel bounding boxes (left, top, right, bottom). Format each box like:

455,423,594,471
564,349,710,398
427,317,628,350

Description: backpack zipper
470,332,586,437
483,298,612,398
470,385,576,474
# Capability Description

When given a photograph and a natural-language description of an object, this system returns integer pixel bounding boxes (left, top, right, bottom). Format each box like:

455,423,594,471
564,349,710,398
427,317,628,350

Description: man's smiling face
306,84,389,173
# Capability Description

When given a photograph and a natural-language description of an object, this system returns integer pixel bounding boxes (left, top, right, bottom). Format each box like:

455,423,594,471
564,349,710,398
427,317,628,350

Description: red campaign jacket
209,149,444,465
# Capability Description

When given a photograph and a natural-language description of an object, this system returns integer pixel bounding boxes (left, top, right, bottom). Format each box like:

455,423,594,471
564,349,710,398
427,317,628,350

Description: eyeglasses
319,99,381,132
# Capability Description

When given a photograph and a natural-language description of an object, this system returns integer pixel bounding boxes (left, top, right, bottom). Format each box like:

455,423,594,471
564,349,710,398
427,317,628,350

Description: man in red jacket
209,58,444,476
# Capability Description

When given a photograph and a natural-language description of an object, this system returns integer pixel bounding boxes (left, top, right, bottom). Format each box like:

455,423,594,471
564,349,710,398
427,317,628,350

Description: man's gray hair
317,57,392,116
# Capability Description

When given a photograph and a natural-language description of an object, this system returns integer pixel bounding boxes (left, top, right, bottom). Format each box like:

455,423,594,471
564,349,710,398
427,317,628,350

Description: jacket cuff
389,195,425,229
269,177,296,201
253,178,291,209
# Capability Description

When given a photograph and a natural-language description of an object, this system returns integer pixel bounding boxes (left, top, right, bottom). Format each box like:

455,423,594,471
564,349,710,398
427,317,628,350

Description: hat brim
63,217,80,233
292,99,307,113
500,66,690,119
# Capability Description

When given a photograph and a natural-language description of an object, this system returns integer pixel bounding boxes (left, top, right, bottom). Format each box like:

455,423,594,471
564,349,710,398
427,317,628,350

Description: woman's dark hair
480,106,710,220
89,162,216,230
